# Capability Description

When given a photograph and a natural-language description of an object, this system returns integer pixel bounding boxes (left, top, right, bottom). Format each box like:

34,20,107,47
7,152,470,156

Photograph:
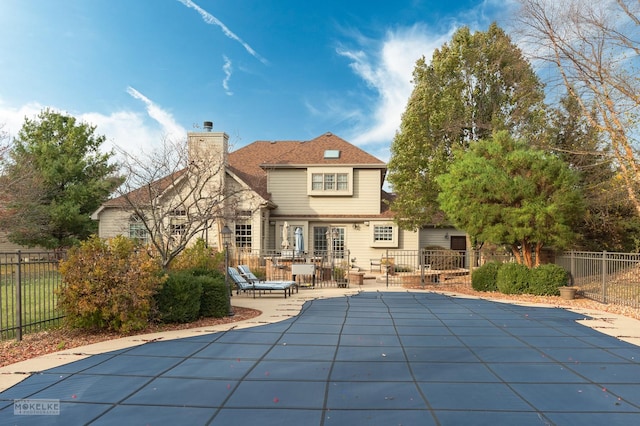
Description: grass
0,264,65,340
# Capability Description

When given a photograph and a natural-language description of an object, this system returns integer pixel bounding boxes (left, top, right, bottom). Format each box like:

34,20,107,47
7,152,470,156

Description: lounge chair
237,265,264,284
228,267,296,298
239,264,299,294
227,267,256,297
237,265,298,295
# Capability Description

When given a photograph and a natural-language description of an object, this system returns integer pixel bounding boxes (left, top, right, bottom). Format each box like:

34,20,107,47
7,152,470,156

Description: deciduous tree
516,0,640,218
113,137,254,269
388,23,547,229
547,92,640,251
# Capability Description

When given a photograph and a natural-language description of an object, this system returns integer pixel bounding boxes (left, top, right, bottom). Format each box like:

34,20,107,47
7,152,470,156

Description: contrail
177,0,268,65
126,86,185,137
222,55,233,96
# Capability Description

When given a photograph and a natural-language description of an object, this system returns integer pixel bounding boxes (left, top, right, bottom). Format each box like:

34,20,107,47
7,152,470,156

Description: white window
374,225,394,242
337,173,348,190
308,168,353,196
170,207,187,217
312,174,323,191
311,173,348,191
371,223,398,248
129,215,149,244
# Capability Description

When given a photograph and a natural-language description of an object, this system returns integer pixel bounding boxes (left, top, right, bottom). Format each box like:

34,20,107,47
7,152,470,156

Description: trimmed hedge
190,268,230,318
496,262,530,295
154,271,203,323
471,261,501,292
529,264,568,296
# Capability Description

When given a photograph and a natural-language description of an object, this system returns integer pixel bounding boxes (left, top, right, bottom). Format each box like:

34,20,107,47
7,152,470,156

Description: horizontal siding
419,229,467,250
98,209,131,239
269,168,382,215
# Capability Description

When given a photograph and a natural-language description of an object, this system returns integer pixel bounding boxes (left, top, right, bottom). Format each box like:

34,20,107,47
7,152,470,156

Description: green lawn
0,265,65,340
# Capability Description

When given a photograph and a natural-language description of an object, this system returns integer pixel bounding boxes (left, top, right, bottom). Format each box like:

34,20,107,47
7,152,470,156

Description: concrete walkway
1,282,640,424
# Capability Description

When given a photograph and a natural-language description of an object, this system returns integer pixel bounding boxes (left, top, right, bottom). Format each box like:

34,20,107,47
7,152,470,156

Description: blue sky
0,0,515,161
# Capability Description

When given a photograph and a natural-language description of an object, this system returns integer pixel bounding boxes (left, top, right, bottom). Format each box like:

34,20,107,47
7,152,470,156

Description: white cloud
0,100,44,140
335,0,518,147
177,0,268,65
79,110,170,156
0,89,186,159
338,23,455,146
222,55,233,96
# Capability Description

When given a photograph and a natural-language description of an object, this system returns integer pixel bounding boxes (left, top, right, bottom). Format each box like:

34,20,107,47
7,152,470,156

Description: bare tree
114,136,253,268
515,0,640,216
0,124,49,241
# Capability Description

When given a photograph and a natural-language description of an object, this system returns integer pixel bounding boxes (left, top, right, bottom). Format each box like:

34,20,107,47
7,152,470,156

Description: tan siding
269,168,381,215
97,209,132,239
419,229,467,250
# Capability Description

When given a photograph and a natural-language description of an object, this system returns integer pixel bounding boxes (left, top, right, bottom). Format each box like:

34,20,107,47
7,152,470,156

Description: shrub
190,268,230,318
170,238,224,271
529,264,569,296
58,235,164,333
496,262,531,295
154,270,203,323
472,261,501,292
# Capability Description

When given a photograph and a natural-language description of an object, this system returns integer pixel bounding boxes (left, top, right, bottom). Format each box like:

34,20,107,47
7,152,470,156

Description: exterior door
450,236,467,268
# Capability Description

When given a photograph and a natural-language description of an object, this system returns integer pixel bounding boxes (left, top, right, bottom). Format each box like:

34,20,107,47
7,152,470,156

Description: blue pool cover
1,292,640,425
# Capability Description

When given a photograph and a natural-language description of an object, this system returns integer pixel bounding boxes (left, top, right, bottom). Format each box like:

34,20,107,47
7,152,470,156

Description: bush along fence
0,251,66,341
3,247,640,341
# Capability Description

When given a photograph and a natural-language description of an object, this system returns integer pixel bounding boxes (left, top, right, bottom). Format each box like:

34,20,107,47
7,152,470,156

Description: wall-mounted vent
324,149,340,159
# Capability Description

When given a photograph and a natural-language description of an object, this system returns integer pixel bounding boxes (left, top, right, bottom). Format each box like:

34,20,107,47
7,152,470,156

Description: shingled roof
99,132,387,212
228,132,385,200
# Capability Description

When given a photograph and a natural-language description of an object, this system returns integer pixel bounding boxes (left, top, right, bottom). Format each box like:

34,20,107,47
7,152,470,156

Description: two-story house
92,125,463,271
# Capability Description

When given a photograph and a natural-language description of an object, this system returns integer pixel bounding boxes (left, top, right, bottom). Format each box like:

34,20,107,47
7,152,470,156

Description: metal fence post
385,249,389,288
420,248,425,288
602,251,607,304
570,251,576,285
16,250,22,341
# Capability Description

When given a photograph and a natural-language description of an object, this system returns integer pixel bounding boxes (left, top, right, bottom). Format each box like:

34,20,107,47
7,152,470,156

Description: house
92,125,465,271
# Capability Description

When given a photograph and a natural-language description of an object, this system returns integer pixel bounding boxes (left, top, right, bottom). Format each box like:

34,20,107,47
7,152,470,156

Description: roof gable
228,132,385,198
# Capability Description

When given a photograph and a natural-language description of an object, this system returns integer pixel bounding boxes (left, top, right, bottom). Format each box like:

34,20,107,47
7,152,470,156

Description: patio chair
227,267,256,297
237,265,264,284
239,264,299,292
228,267,296,298
238,264,298,295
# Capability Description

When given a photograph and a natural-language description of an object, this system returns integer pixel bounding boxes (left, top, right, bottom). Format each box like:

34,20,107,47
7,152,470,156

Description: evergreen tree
437,131,584,267
0,109,121,248
388,23,547,229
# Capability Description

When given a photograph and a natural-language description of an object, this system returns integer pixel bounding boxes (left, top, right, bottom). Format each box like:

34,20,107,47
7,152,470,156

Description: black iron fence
0,251,66,341
3,247,640,341
227,248,352,287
